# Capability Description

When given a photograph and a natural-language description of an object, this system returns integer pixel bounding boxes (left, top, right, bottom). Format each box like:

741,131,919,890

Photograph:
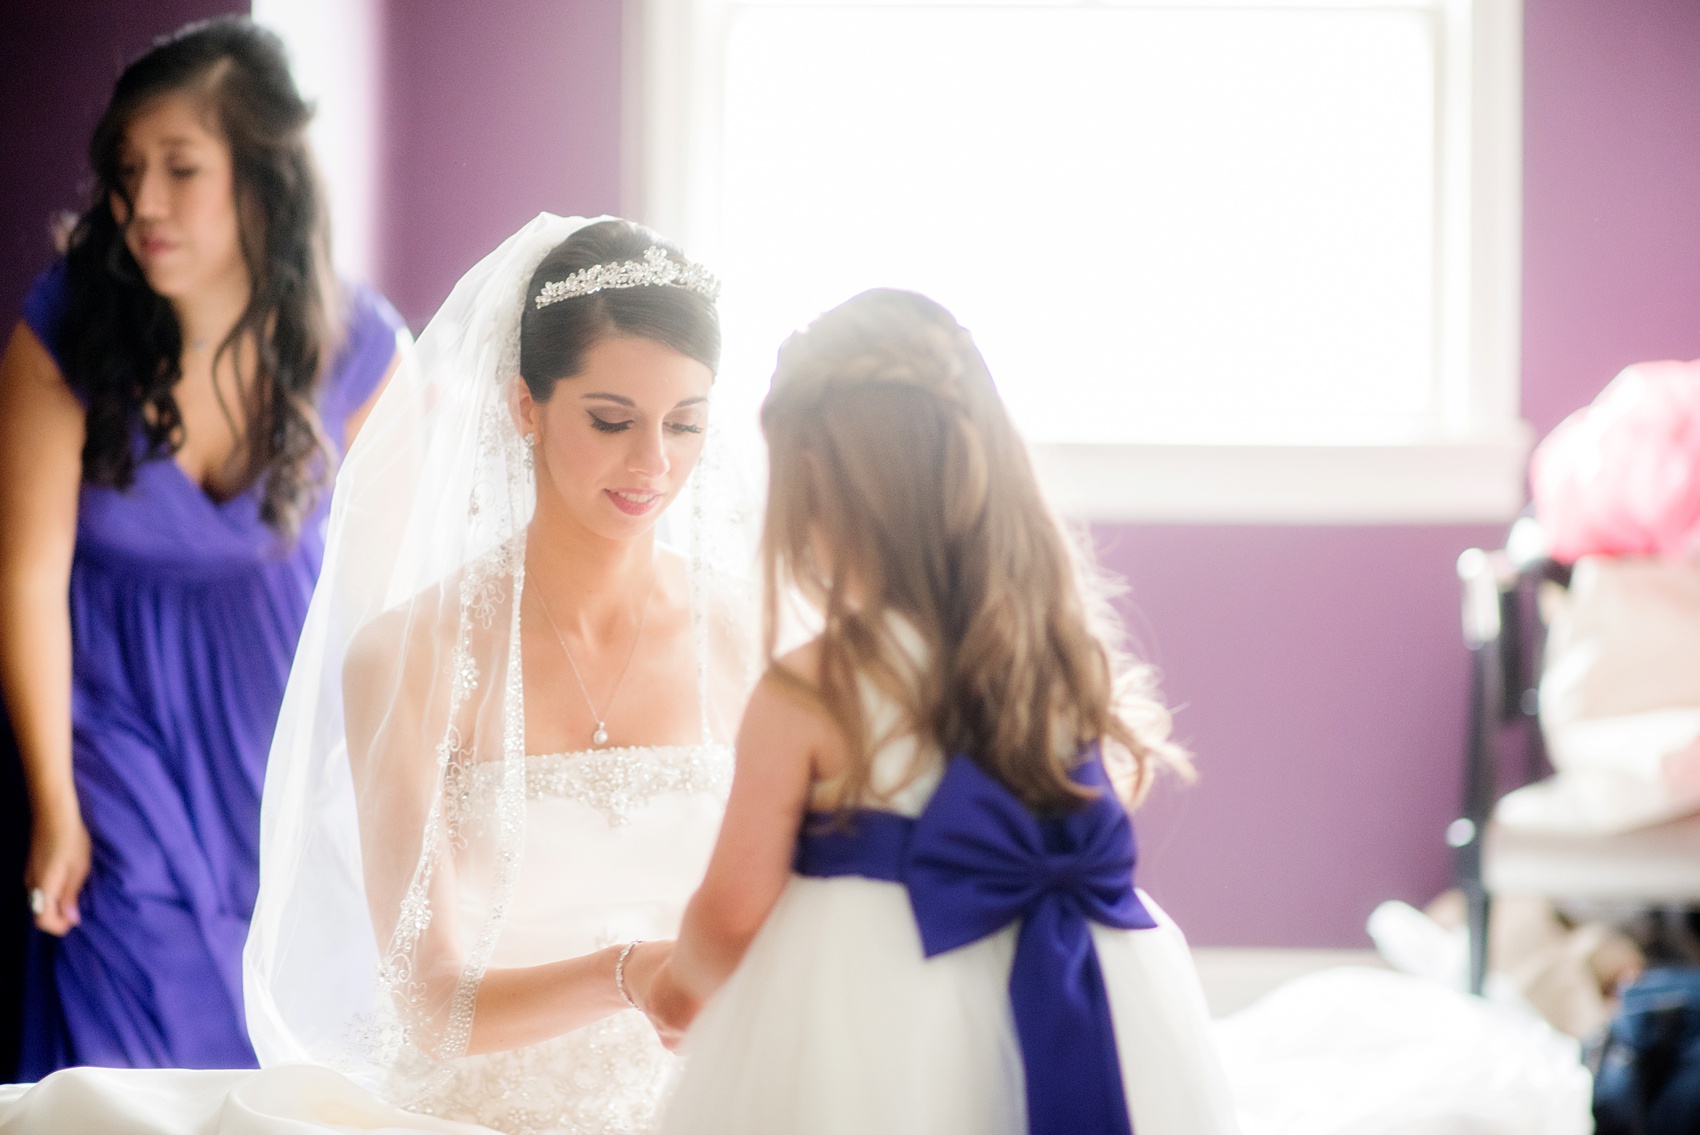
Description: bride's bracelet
614,939,644,1009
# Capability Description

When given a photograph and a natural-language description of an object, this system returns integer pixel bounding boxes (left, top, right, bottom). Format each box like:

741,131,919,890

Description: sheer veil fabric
242,213,751,1115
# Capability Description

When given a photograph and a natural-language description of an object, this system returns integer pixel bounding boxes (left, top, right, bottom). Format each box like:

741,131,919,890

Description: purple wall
374,0,624,328
1103,525,1498,945
1521,0,1700,438
1122,0,1700,946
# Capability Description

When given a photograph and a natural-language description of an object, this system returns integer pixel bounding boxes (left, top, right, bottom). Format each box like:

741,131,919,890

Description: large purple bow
793,749,1154,1135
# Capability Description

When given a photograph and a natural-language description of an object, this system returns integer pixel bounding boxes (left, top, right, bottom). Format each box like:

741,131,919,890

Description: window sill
1031,428,1534,525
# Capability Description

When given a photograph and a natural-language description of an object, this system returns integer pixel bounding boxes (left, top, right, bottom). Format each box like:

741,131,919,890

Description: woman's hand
1,324,89,939
622,942,700,1050
645,970,702,1052
645,964,702,1052
25,802,90,936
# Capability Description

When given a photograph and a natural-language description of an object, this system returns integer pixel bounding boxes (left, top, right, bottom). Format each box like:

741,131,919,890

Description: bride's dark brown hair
518,219,720,395
760,289,1189,812
60,15,338,537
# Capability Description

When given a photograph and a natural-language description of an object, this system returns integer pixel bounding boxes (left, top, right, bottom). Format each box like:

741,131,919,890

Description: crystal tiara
533,246,721,309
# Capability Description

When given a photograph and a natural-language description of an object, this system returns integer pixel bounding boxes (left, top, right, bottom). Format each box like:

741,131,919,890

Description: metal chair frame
1453,542,1569,995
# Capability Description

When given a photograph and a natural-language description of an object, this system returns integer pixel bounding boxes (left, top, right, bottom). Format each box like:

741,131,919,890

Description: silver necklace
532,572,655,748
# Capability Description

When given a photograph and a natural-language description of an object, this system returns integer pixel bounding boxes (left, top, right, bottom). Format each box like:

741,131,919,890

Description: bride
0,214,754,1135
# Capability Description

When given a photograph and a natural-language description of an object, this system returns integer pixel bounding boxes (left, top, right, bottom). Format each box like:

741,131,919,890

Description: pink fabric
1531,358,1700,563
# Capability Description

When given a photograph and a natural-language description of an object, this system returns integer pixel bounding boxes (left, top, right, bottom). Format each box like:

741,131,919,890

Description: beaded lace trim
465,742,733,827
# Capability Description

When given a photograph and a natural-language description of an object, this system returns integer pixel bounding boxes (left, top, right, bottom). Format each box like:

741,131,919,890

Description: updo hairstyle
518,220,720,401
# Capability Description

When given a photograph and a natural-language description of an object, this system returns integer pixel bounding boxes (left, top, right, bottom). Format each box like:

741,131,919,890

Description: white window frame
626,0,1528,524
252,0,382,283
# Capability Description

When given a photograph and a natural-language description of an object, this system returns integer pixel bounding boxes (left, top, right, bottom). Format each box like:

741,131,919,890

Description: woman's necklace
533,572,656,748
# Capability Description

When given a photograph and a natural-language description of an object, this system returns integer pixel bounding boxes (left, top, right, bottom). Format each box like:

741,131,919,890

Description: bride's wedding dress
413,722,732,1132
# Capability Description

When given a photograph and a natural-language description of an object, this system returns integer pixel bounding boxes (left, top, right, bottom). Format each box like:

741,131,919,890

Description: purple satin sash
793,749,1153,1135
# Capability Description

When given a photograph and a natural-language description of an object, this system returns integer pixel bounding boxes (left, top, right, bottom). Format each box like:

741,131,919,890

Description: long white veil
242,213,748,1105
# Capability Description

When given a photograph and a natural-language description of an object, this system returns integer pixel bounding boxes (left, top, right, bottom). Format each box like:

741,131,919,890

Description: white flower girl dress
661,675,1242,1135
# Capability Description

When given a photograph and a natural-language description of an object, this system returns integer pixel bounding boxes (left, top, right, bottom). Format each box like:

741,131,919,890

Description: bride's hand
618,939,674,1018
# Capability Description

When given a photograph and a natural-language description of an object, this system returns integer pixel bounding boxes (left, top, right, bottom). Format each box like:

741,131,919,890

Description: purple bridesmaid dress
14,262,404,1077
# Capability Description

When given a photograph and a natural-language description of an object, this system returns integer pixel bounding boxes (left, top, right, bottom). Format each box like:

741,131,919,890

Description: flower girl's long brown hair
760,289,1189,812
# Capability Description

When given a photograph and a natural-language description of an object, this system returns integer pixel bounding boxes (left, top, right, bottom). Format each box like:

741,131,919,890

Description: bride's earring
522,433,536,472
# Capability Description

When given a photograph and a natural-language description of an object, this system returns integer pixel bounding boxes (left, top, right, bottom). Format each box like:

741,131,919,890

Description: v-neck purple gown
14,262,403,1078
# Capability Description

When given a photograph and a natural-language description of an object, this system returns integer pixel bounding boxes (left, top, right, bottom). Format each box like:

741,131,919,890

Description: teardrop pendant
592,724,610,747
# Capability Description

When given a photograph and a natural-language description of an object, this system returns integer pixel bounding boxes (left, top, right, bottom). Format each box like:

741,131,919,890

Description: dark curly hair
58,15,337,538
519,219,720,400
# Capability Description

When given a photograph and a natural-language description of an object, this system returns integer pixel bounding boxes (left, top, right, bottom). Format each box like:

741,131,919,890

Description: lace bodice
510,743,732,827
415,740,733,1135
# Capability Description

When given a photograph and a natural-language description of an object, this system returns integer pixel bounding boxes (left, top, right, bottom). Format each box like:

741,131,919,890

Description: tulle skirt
661,876,1241,1135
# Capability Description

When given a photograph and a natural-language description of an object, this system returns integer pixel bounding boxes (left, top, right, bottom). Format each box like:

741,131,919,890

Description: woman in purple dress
0,18,402,1077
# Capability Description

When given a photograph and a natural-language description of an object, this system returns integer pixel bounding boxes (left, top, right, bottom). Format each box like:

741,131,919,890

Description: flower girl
648,289,1241,1135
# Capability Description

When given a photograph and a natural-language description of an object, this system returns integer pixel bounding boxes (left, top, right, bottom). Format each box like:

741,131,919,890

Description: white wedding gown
0,732,733,1135
413,736,732,1134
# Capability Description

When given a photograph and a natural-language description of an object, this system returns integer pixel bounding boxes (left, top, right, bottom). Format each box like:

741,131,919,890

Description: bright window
636,0,1528,521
